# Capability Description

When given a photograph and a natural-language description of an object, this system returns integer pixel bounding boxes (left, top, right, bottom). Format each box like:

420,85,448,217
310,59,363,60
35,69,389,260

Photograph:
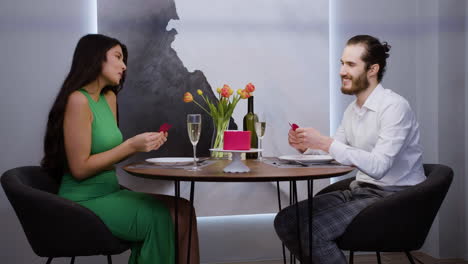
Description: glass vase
210,118,230,159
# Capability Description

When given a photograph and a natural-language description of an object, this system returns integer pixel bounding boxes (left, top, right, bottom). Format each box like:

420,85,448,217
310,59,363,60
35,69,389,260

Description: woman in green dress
41,34,199,264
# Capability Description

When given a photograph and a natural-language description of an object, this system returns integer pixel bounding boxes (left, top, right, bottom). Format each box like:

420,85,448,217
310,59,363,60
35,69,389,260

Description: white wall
463,0,468,259
413,0,442,256
437,1,466,258
0,0,96,178
171,0,330,158
466,2,468,259
0,1,110,263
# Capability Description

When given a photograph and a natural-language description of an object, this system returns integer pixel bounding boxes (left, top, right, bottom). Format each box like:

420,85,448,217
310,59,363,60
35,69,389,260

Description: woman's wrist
123,137,137,153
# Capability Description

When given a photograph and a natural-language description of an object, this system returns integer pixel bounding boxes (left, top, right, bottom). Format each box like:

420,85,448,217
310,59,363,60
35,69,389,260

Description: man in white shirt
274,35,426,264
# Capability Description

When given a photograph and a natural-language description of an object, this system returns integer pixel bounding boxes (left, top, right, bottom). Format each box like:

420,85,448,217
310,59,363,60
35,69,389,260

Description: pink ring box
223,130,251,150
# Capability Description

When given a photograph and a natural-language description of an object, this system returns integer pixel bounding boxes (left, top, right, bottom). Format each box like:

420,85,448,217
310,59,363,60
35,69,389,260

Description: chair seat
274,164,453,264
335,164,453,254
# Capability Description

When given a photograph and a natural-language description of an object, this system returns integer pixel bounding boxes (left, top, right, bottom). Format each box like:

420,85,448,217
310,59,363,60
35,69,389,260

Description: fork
294,160,309,167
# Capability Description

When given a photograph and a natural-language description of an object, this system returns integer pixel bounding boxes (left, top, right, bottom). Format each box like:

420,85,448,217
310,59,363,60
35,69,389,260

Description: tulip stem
211,118,230,158
193,100,211,116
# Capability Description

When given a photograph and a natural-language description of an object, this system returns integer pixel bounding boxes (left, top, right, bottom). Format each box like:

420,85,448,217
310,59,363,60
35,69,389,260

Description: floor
225,252,468,264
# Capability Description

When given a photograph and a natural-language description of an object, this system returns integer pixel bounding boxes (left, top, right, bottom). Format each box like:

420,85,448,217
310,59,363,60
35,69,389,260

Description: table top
123,159,354,182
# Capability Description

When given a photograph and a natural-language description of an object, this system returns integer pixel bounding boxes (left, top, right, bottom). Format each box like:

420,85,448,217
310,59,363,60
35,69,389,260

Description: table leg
289,181,296,264
174,180,180,264
308,180,314,264
276,181,287,264
186,181,195,264
293,181,303,263
289,181,295,264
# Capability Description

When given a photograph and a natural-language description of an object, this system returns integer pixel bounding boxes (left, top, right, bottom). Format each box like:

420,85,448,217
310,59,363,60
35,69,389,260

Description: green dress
59,89,175,264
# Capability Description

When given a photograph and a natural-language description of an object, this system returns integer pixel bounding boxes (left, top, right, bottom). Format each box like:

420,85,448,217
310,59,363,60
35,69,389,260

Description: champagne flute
187,114,202,171
255,119,266,161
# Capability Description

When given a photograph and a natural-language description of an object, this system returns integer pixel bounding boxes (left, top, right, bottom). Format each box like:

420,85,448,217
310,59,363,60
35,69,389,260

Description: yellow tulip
197,89,203,95
240,90,250,99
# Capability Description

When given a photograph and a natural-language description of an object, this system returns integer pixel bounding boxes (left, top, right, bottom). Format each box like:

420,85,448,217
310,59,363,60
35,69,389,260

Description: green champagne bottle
243,96,258,159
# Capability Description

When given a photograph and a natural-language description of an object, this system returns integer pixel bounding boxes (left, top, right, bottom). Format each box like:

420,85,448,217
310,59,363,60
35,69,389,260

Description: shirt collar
361,83,384,112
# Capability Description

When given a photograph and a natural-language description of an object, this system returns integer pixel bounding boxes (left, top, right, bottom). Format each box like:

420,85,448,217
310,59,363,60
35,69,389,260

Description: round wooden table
124,159,354,264
124,159,353,182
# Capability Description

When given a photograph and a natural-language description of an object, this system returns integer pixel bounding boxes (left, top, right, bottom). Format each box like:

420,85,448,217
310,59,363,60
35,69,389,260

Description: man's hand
288,129,307,153
295,127,333,152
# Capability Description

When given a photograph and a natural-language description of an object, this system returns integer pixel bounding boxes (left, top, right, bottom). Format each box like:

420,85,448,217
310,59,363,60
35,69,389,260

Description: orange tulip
183,92,193,103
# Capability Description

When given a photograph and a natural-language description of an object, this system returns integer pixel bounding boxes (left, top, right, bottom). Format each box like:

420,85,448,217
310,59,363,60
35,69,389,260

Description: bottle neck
248,96,254,113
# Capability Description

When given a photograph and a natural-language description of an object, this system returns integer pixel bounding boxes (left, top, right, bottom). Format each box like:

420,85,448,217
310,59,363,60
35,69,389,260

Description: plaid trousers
274,181,395,264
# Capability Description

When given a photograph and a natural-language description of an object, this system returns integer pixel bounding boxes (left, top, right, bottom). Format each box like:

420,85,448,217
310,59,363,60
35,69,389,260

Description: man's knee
274,206,297,240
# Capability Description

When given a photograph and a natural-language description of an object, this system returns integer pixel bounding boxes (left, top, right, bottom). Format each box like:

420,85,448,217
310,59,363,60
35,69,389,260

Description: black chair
1,166,130,264
315,163,453,264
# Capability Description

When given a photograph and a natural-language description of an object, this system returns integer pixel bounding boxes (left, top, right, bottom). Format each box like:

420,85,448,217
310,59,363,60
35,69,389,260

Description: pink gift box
223,130,251,150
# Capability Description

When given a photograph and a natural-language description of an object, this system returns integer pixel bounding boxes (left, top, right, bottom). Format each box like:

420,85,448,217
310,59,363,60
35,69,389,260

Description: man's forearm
318,136,334,152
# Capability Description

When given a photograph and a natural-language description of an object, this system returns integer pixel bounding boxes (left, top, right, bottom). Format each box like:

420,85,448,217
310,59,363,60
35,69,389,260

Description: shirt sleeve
332,122,348,144
329,101,413,179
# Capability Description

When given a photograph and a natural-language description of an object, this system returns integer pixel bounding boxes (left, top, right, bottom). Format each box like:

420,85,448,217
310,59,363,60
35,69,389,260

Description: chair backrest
3,165,59,192
338,163,453,251
1,166,129,257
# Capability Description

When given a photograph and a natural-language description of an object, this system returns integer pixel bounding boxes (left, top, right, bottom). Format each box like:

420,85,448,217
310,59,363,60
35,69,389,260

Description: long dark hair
347,35,391,82
41,34,128,181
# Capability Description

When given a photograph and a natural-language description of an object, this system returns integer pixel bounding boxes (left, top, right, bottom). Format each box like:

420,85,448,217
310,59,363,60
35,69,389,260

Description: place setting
259,121,349,168
264,154,345,168
127,114,215,170
126,157,214,170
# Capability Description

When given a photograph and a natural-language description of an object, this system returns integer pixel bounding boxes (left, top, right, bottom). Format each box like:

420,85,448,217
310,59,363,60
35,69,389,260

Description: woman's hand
128,132,168,152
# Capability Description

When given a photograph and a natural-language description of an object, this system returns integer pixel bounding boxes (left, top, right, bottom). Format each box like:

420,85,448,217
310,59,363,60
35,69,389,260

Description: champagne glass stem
192,144,197,169
258,138,263,161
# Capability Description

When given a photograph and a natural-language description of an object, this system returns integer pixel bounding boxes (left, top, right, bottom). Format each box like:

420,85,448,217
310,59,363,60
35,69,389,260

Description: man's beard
341,71,369,95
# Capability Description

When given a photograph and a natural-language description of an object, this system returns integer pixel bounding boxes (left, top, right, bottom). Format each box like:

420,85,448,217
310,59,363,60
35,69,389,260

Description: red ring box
223,130,251,150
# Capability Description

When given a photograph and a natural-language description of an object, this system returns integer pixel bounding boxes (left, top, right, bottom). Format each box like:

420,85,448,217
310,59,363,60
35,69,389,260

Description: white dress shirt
308,84,426,187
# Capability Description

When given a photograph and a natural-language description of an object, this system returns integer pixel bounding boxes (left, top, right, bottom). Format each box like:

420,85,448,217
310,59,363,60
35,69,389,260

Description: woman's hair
347,35,391,82
41,34,128,181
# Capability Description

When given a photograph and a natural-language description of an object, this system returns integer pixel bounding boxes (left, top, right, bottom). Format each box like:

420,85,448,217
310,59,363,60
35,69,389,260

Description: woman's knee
176,197,191,209
177,198,196,219
163,197,196,224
